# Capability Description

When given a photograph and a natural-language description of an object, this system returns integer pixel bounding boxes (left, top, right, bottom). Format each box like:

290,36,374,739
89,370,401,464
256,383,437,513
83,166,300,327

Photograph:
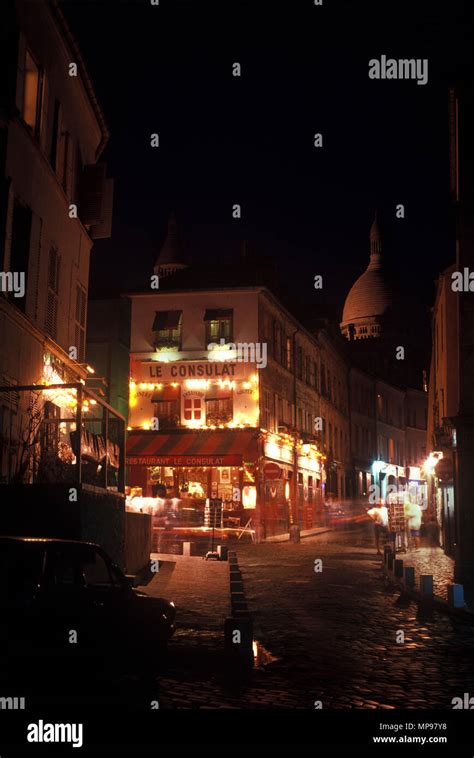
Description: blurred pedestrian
404,500,422,549
367,504,389,554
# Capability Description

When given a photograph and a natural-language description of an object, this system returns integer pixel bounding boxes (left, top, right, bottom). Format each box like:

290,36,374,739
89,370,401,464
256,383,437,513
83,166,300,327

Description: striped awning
126,429,259,466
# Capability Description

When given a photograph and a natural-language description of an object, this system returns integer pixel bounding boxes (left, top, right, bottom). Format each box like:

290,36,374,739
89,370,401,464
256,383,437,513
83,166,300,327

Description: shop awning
203,309,232,321
126,429,259,466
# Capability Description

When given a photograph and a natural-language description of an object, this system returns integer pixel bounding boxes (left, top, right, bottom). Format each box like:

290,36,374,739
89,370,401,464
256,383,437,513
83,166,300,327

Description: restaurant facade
125,285,328,539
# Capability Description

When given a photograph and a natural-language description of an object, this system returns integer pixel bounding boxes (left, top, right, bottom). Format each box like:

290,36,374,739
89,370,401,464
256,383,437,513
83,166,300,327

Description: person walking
404,500,422,549
367,503,389,554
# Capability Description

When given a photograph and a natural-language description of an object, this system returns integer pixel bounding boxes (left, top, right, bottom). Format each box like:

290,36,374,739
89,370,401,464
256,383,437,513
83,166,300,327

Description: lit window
205,397,232,424
204,309,233,345
23,50,39,128
22,50,45,137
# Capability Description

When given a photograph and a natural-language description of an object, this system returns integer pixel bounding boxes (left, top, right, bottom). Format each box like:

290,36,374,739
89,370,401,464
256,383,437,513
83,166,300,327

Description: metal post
76,384,83,486
104,405,109,489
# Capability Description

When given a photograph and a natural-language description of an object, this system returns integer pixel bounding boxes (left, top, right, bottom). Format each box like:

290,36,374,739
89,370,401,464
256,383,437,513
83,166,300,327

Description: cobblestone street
144,524,474,710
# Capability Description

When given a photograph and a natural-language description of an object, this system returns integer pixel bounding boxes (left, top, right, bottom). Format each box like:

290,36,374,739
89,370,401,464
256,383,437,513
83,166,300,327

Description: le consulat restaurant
125,290,327,540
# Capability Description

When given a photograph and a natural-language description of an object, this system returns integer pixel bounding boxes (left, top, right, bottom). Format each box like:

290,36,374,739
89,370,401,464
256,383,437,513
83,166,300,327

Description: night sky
62,0,474,322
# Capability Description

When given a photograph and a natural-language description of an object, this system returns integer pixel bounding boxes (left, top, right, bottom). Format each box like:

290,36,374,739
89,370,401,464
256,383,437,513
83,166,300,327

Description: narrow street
151,524,474,709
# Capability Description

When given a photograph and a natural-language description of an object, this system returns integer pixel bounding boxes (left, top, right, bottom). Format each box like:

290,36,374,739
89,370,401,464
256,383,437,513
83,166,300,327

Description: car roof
0,536,102,549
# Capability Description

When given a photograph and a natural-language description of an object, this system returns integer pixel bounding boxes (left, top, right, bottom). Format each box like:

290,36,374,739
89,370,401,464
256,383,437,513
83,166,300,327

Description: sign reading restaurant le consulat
126,455,243,466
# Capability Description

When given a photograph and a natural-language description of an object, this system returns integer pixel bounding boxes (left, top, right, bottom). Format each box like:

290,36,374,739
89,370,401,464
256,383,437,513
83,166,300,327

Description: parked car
0,537,175,684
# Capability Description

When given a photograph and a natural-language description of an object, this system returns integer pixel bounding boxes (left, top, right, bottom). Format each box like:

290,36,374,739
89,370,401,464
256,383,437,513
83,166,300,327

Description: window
275,394,283,428
59,129,72,195
297,346,303,379
75,285,86,361
155,401,179,428
50,99,60,170
83,551,114,588
45,248,60,339
9,199,32,312
22,49,45,137
297,472,304,502
320,363,327,395
388,437,395,463
262,390,273,429
152,311,182,349
308,476,314,504
205,397,232,425
153,386,180,428
184,397,202,422
263,314,273,357
204,309,233,345
273,321,281,362
285,336,293,371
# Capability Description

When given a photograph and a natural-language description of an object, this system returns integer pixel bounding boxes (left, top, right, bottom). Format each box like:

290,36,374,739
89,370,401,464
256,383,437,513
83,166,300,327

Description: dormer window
152,310,182,350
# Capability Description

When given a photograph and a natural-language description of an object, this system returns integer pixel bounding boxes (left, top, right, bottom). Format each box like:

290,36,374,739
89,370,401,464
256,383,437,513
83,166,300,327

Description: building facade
0,0,124,564
125,283,337,539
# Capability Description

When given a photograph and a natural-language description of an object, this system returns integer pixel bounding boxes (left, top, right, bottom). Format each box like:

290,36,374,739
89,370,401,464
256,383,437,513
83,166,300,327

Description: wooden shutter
90,178,114,239
78,163,107,225
45,248,60,339
74,284,87,360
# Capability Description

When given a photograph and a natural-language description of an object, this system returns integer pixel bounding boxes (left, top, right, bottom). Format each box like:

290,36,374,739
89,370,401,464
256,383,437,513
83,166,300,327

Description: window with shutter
45,248,60,340
74,285,87,361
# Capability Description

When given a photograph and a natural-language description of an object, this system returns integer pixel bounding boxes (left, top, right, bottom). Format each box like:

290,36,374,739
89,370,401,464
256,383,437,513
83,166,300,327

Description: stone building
317,328,352,502
0,0,125,565
125,275,331,539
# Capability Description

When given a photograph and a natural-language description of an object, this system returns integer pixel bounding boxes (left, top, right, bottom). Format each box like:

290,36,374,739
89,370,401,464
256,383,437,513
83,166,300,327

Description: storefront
126,426,327,539
261,431,326,536
126,428,259,529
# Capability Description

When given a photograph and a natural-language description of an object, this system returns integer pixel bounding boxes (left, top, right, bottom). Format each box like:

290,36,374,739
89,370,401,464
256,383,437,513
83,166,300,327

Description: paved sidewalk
265,526,331,543
138,553,231,630
398,546,454,600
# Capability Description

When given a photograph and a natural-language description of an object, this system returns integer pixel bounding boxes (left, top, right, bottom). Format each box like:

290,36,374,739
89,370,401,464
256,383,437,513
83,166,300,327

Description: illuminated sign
136,361,253,381
127,454,243,466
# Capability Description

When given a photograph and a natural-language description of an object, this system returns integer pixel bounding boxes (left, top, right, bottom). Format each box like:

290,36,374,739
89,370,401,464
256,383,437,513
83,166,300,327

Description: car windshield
46,544,115,589
0,541,45,607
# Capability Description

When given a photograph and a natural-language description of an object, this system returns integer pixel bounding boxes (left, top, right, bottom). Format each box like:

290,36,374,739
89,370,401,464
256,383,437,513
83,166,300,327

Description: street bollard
387,553,394,572
289,524,300,543
404,566,415,589
182,541,193,557
419,574,433,601
383,545,392,565
394,559,404,578
448,583,465,609
217,544,228,561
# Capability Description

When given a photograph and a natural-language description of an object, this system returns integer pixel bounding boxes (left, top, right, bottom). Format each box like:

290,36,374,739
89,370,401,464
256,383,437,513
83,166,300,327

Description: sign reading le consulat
139,361,252,381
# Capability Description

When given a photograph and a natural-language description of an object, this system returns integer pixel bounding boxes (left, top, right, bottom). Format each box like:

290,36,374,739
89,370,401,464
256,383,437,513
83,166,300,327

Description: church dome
340,214,392,339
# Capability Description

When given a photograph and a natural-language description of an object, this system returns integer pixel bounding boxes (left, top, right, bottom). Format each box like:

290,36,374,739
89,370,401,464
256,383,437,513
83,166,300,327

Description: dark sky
62,0,474,321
